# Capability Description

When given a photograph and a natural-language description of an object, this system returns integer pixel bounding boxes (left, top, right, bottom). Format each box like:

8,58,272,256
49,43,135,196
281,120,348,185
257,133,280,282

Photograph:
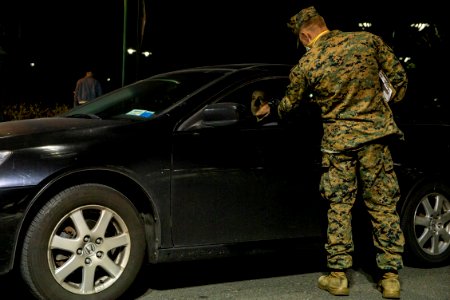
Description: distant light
30,62,35,67
106,77,111,82
127,48,137,54
358,22,372,29
411,23,430,32
399,56,411,63
142,51,152,57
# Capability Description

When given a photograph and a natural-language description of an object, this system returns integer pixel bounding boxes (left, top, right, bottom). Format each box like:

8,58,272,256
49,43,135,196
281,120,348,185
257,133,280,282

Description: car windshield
61,71,225,120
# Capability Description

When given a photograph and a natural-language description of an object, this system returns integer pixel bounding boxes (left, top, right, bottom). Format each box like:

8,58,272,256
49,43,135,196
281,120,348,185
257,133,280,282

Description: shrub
1,102,70,121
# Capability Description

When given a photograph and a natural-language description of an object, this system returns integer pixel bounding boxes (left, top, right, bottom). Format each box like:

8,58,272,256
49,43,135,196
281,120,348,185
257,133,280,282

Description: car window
61,71,227,120
177,77,289,131
366,16,448,124
396,22,448,123
216,78,289,127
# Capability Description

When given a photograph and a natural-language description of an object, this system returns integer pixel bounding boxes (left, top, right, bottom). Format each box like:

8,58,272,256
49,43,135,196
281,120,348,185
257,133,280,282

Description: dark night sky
0,0,446,106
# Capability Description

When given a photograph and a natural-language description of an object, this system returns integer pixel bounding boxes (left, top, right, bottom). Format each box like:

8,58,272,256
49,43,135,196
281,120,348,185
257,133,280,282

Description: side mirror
202,102,246,127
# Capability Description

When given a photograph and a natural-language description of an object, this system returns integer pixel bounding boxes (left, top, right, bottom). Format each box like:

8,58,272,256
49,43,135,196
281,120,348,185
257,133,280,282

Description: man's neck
307,29,330,48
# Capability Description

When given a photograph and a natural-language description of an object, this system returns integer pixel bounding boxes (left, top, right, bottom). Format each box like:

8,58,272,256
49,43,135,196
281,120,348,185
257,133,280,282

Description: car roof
152,63,292,76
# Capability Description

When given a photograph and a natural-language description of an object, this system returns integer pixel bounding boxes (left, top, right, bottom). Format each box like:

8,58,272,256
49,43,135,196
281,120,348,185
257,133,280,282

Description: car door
170,78,325,247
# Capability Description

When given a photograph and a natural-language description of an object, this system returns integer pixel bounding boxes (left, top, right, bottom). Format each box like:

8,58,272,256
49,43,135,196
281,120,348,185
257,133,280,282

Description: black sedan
0,63,449,300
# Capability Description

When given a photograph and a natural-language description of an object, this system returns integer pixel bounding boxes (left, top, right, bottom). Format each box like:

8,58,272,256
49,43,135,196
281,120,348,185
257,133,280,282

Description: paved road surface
130,253,450,300
2,248,449,299
133,264,450,300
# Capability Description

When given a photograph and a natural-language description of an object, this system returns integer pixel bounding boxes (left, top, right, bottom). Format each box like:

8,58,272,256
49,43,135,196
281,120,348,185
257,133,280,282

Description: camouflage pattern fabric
278,29,408,153
287,6,320,35
319,143,405,270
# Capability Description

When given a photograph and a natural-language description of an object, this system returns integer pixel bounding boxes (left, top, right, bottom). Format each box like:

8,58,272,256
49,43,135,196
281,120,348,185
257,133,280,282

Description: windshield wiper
66,113,102,119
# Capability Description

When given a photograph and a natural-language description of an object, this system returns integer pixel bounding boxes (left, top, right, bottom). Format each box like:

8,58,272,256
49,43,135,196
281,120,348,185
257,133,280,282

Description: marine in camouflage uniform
279,6,407,294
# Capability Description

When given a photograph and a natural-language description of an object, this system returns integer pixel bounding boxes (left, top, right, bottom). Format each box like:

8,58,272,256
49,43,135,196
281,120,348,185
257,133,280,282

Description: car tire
401,181,450,267
20,183,146,300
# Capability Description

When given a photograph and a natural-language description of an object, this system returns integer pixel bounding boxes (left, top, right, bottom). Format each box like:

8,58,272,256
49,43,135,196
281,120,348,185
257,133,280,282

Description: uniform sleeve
374,35,408,103
277,64,308,118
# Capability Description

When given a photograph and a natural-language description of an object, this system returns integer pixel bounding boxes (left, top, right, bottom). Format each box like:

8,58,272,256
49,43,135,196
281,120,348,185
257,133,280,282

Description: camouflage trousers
319,142,405,271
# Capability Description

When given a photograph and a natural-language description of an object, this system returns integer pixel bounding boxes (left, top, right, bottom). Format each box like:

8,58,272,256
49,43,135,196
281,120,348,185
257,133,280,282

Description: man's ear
299,31,311,46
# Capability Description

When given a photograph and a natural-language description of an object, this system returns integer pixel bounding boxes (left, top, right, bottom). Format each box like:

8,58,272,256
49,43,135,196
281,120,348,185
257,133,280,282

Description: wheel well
398,171,450,214
399,171,450,224
15,169,159,271
398,172,450,267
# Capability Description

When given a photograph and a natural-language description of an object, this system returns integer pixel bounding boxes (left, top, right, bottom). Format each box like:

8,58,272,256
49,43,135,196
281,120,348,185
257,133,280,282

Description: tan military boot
377,272,400,299
318,271,349,296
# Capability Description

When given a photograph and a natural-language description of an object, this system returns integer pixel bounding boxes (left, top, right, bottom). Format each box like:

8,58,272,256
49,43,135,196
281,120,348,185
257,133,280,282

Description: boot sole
318,283,350,296
377,285,400,299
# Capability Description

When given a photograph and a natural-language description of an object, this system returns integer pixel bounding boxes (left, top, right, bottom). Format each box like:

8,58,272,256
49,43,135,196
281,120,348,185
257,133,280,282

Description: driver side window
177,78,289,131
217,78,288,128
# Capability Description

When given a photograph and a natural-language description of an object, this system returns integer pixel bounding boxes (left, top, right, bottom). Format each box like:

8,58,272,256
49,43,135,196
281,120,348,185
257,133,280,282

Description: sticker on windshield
126,109,154,118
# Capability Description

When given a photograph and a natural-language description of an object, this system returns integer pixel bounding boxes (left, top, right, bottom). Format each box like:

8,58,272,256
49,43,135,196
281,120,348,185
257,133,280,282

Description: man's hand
256,103,271,121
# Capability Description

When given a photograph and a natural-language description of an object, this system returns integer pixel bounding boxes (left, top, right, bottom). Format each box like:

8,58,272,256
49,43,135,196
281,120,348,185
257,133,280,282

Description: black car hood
0,117,121,138
0,117,136,152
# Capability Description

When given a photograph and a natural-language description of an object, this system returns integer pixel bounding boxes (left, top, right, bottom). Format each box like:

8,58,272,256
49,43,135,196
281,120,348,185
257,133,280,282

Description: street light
122,0,150,85
122,0,128,87
126,47,152,81
126,48,152,57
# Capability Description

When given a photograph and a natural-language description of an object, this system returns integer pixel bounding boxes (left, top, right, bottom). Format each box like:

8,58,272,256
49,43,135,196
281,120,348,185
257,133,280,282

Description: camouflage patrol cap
287,6,320,35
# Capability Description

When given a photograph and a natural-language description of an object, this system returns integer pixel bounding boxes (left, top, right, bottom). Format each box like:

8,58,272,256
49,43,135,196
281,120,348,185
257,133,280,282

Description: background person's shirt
74,76,102,104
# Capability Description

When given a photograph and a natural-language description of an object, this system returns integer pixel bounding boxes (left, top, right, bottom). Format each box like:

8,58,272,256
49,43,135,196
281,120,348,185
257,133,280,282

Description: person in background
278,6,408,299
73,70,102,107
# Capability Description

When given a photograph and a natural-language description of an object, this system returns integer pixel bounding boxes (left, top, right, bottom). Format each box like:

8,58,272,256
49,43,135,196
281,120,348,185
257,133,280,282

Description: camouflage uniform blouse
278,30,408,153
